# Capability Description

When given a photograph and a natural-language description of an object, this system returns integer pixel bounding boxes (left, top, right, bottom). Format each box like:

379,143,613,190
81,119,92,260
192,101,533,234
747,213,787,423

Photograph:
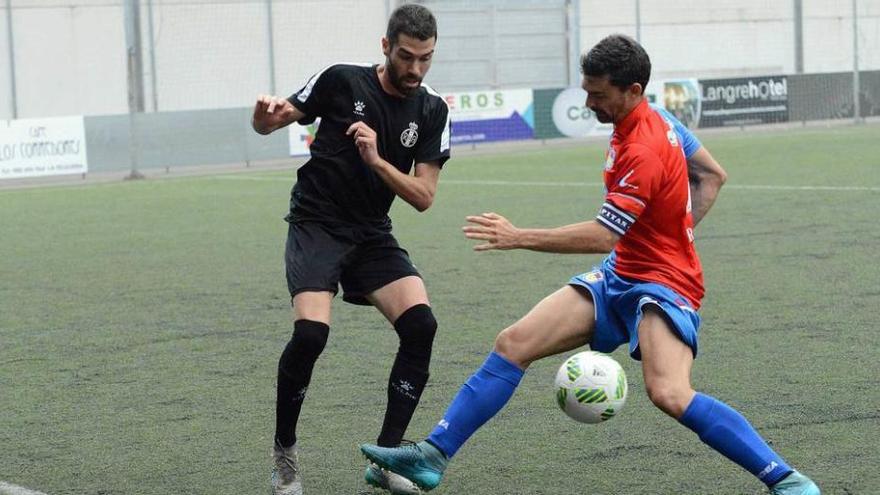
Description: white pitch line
724,183,880,192
213,175,880,192
0,482,51,495
214,175,288,181
442,179,604,187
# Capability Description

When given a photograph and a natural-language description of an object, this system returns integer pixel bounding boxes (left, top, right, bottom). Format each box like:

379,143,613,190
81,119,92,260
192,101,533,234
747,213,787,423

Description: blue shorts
568,258,701,361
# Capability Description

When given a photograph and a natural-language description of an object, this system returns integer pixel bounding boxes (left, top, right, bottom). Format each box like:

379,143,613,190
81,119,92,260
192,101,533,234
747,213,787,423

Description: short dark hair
386,4,438,46
581,34,651,91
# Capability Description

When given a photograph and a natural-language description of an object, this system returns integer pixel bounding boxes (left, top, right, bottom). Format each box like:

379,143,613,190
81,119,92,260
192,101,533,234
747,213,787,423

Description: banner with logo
288,118,320,157
534,88,612,139
445,89,534,144
0,116,88,179
288,89,535,154
697,75,789,127
659,79,701,129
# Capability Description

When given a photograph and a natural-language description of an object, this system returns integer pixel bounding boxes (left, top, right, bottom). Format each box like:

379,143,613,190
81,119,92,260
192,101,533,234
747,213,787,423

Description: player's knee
393,304,437,363
645,379,692,418
493,326,531,368
281,320,330,369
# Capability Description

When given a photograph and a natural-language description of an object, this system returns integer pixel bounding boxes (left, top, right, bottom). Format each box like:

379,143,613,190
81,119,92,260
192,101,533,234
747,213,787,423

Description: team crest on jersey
354,100,366,116
604,148,616,170
662,118,680,147
400,122,419,148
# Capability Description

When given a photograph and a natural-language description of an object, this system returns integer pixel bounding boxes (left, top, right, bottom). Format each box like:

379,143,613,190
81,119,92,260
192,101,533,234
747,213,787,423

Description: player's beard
591,108,613,123
386,59,422,96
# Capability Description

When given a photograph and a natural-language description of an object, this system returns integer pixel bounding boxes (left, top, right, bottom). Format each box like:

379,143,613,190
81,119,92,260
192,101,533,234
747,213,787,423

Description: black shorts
284,221,421,306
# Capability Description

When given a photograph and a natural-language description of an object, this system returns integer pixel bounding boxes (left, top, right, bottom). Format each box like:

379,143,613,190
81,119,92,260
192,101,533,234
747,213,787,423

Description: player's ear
381,36,391,57
629,83,644,97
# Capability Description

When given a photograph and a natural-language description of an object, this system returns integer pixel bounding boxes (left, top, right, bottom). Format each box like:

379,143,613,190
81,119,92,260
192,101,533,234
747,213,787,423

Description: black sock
377,304,437,447
378,358,430,447
275,319,329,448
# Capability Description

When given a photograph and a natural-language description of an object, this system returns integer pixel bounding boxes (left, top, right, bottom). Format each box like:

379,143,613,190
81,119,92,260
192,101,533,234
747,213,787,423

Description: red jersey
595,99,704,308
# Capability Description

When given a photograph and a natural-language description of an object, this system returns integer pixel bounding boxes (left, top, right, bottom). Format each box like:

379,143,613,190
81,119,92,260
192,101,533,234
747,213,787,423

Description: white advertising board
0,116,88,179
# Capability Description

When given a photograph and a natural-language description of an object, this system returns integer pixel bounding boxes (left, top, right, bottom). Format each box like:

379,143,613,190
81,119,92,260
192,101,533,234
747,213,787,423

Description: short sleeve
288,65,338,125
414,92,451,168
596,145,663,236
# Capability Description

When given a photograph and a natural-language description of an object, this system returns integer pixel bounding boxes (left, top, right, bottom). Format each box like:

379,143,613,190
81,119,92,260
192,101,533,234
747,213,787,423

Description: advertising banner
288,119,320,157
659,79,701,129
0,116,88,179
445,88,534,144
289,88,535,155
534,87,612,139
697,75,789,127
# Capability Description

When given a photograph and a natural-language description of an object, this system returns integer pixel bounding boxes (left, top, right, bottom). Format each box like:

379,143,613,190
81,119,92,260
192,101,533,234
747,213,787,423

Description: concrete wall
4,0,128,118
0,6,11,117
84,107,288,173
414,0,572,91
146,0,390,112
579,0,880,80
1,0,878,119
0,0,390,119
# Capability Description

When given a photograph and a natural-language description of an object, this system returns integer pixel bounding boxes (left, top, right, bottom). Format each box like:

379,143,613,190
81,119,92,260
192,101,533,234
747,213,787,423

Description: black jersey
286,63,451,230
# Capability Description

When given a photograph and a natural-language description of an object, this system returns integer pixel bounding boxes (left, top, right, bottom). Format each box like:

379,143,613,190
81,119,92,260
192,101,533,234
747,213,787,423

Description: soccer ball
554,351,628,424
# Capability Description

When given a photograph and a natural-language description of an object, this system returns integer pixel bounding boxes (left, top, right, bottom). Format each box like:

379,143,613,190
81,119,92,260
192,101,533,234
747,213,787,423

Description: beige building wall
1,0,877,118
579,0,879,80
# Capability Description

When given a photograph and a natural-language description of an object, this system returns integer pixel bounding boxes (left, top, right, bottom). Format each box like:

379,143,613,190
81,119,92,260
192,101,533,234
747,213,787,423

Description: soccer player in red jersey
361,34,819,495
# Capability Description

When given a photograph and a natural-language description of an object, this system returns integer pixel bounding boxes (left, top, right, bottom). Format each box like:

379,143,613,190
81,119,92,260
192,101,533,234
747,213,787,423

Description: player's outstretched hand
252,94,295,134
346,121,381,167
463,212,521,251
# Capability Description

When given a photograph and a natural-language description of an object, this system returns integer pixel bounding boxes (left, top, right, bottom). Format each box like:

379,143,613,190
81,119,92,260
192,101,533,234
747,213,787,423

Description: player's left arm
664,110,728,227
373,157,441,212
687,146,728,226
346,121,440,212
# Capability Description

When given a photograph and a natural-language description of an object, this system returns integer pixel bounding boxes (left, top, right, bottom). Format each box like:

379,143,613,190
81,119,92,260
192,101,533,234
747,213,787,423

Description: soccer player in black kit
252,5,449,495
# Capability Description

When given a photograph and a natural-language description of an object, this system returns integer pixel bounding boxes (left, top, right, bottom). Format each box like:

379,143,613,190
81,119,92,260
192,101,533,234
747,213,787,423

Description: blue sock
679,393,793,486
427,352,524,458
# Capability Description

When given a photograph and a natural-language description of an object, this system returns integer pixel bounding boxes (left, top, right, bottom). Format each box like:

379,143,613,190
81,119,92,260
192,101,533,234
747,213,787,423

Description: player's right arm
686,146,727,226
463,145,660,254
252,94,305,135
463,213,620,254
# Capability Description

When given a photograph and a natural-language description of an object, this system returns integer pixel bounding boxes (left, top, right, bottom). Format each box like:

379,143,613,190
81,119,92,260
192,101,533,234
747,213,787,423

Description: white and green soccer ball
554,351,628,424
